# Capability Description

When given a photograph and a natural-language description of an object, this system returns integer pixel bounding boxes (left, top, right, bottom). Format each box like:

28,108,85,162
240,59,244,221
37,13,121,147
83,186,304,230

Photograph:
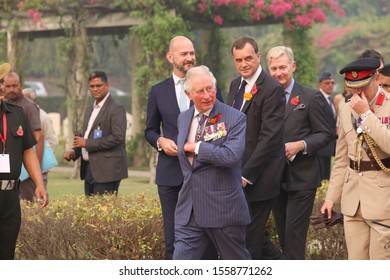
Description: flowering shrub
16,194,164,260
196,0,345,28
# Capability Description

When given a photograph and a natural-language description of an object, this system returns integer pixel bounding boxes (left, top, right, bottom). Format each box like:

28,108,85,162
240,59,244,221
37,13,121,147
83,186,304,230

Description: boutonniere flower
208,113,222,124
244,85,259,101
17,126,24,136
291,95,300,106
375,92,385,105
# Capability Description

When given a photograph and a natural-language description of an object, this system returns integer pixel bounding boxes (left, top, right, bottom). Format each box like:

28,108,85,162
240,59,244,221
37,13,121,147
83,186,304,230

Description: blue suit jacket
175,100,251,228
145,77,224,186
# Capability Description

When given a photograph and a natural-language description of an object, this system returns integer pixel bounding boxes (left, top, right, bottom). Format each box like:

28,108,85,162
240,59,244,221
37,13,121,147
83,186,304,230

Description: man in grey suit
267,46,332,259
64,71,128,195
173,65,251,260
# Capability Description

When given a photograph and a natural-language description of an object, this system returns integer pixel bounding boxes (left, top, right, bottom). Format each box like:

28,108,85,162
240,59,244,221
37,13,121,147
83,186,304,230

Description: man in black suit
145,36,222,259
316,72,337,180
227,36,285,259
266,46,332,259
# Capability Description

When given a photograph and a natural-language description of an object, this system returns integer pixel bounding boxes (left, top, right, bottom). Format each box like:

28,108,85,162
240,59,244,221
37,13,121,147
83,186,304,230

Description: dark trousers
157,184,182,260
246,199,282,259
272,186,316,260
0,189,21,260
318,156,331,180
158,184,218,260
84,163,120,196
173,213,250,260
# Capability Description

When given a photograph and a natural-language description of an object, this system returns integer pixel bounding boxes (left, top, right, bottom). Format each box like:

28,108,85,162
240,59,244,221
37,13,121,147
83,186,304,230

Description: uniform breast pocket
377,172,390,188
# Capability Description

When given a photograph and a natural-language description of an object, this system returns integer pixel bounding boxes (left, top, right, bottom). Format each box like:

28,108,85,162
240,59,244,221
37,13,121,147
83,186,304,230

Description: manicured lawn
46,171,158,200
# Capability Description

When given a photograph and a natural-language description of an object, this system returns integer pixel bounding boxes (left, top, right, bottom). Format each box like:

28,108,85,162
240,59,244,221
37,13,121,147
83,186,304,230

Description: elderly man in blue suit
145,36,222,259
173,65,251,260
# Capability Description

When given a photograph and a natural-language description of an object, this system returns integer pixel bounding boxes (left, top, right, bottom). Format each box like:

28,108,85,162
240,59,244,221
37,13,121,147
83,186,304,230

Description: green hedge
16,194,164,260
16,181,347,260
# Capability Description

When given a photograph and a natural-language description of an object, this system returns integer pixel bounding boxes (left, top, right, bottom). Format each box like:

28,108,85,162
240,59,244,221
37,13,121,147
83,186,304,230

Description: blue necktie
178,80,187,112
233,80,247,110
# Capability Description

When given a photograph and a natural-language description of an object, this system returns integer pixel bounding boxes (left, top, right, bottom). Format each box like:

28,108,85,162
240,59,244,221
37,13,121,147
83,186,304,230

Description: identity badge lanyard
0,112,10,173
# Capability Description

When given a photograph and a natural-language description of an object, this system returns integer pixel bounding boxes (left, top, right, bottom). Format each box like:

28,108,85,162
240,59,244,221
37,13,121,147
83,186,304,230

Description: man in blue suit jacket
173,65,251,260
145,36,222,259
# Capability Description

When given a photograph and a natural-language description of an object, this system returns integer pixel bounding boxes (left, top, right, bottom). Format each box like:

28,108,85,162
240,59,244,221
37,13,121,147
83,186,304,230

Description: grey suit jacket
283,81,332,191
175,100,251,228
75,94,128,183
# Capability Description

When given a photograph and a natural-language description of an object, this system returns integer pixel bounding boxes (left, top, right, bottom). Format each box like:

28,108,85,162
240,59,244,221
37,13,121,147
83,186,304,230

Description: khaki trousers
344,205,390,259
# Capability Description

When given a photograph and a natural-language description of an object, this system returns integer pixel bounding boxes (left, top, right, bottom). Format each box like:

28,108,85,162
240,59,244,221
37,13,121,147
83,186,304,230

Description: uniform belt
349,158,390,172
0,180,19,191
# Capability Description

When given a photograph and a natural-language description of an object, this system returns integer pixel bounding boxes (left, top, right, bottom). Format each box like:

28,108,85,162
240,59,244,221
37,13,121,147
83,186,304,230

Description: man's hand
285,141,304,160
350,91,370,115
159,137,179,156
73,136,87,148
35,185,49,208
184,142,196,154
321,200,334,219
63,150,75,162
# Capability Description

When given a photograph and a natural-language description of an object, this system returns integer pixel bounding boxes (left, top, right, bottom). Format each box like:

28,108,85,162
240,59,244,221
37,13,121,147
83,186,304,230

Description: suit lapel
180,107,195,167
165,78,181,115
241,72,265,113
227,78,240,106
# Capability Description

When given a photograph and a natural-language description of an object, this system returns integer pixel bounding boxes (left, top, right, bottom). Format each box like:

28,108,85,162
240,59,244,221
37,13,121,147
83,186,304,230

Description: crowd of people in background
0,34,388,260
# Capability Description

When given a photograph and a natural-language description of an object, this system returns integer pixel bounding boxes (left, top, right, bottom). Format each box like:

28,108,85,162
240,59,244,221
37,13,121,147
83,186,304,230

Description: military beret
0,62,11,80
379,63,390,77
318,71,333,82
339,58,380,88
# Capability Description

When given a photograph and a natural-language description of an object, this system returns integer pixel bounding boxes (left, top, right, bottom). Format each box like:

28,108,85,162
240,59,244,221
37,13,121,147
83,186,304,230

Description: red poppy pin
17,126,24,136
291,95,300,106
375,92,385,106
208,113,222,124
244,85,259,101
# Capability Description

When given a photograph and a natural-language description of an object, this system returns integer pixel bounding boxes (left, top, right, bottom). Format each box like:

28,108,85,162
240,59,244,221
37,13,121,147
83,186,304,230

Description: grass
46,170,158,200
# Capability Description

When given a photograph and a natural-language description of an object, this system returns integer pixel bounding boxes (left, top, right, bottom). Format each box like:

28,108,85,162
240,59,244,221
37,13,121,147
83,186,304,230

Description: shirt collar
172,73,184,86
93,92,110,108
242,65,262,88
193,107,212,118
285,78,295,95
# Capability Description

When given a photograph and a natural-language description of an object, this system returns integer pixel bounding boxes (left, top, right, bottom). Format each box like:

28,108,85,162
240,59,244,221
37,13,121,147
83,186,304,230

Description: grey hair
22,87,38,103
184,65,216,93
266,46,295,66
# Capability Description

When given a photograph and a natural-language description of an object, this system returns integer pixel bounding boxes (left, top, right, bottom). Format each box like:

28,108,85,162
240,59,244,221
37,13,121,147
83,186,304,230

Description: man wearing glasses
322,58,390,260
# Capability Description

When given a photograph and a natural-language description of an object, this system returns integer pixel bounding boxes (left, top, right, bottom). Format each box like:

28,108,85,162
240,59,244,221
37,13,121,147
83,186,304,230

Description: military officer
321,58,390,260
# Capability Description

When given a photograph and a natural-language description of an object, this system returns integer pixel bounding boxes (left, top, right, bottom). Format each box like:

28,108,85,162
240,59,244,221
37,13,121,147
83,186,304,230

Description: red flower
291,95,300,106
16,126,24,136
251,84,258,95
208,113,222,124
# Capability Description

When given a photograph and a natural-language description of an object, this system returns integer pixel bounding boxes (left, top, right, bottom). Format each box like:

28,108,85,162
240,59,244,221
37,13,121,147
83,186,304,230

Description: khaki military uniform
326,89,390,259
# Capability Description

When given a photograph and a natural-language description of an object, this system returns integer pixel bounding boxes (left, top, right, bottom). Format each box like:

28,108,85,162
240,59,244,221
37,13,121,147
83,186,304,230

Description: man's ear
185,90,192,100
166,52,173,63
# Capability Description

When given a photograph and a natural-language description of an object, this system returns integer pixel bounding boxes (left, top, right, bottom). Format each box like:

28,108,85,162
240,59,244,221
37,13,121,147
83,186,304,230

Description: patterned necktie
178,80,187,112
195,113,208,142
233,80,247,110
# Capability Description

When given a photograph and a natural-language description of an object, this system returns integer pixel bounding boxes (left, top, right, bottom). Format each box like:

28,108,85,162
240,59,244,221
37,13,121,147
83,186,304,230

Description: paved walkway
52,166,151,178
